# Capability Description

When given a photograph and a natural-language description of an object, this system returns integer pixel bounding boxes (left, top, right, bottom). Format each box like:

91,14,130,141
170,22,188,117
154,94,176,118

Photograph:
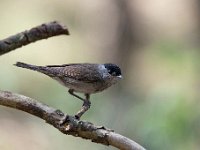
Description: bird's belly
65,81,107,94
54,77,110,94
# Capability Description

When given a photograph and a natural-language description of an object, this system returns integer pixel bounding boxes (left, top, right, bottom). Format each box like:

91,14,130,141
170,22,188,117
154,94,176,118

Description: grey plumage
15,62,122,94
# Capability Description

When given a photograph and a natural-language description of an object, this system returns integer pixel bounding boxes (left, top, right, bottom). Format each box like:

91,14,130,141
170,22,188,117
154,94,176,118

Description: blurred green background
0,0,200,150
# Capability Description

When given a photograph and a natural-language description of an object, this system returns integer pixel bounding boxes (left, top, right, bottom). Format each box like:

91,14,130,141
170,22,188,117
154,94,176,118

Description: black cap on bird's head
104,63,122,78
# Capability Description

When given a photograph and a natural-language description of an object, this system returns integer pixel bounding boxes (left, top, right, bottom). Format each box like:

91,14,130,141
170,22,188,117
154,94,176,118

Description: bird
15,62,122,119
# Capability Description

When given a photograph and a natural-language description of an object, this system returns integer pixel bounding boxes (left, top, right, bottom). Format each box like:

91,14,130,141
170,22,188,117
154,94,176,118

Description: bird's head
104,63,122,81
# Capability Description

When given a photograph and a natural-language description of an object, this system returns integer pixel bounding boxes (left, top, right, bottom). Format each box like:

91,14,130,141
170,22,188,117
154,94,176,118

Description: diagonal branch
0,21,69,56
0,91,146,150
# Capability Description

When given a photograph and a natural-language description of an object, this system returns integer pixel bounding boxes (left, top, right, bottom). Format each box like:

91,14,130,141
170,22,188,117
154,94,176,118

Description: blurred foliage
0,0,200,150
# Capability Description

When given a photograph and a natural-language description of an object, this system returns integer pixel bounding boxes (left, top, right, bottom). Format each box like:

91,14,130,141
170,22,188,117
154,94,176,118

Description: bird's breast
53,76,113,94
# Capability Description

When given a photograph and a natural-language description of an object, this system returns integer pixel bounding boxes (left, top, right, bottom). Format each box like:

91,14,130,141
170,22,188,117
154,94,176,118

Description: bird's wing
46,64,103,83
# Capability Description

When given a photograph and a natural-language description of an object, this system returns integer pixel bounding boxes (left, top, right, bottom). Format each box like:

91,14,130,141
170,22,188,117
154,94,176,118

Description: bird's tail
15,62,41,71
14,62,56,77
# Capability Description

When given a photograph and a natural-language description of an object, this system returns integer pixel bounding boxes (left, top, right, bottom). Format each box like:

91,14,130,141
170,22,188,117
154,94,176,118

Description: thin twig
0,91,146,150
0,21,69,55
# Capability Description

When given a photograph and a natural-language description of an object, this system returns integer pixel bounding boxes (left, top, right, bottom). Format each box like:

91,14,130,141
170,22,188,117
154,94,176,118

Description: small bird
15,62,122,119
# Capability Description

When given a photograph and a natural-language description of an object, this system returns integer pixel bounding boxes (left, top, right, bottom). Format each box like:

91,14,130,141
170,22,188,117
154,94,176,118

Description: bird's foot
68,90,91,119
75,100,91,120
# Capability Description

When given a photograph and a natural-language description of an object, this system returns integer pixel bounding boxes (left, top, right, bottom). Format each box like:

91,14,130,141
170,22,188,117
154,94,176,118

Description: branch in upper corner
0,91,146,150
0,21,70,56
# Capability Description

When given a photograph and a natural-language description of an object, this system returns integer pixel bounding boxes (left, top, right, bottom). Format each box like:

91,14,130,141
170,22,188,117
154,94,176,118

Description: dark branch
0,91,146,150
0,21,69,56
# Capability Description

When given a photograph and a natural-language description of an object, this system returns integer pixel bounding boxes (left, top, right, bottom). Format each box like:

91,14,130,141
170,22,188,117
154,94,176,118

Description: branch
0,21,69,55
0,91,146,150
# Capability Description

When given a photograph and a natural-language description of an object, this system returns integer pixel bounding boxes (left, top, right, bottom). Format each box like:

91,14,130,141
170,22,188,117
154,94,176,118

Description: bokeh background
0,0,200,150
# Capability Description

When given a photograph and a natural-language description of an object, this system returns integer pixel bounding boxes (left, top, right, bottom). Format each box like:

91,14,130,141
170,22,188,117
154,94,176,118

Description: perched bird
15,62,122,119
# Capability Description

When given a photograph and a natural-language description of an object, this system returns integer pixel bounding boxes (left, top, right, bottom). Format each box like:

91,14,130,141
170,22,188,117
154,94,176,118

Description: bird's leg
60,90,90,126
68,89,85,101
75,93,91,120
68,89,91,119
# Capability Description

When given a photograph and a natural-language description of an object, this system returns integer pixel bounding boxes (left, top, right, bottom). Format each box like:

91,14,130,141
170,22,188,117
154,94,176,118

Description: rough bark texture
0,21,69,55
0,91,145,150
0,21,146,150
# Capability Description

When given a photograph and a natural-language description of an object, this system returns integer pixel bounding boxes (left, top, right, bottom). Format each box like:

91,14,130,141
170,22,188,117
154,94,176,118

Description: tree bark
0,21,69,55
0,91,145,150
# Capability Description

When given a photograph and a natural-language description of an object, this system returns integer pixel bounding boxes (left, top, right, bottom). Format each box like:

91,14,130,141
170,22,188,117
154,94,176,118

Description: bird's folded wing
46,64,103,83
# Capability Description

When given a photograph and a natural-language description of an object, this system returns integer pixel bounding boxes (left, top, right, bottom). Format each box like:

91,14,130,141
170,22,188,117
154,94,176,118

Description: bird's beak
117,75,123,79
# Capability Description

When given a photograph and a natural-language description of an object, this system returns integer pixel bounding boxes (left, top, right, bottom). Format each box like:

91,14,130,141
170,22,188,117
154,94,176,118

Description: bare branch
0,21,69,56
0,91,146,150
